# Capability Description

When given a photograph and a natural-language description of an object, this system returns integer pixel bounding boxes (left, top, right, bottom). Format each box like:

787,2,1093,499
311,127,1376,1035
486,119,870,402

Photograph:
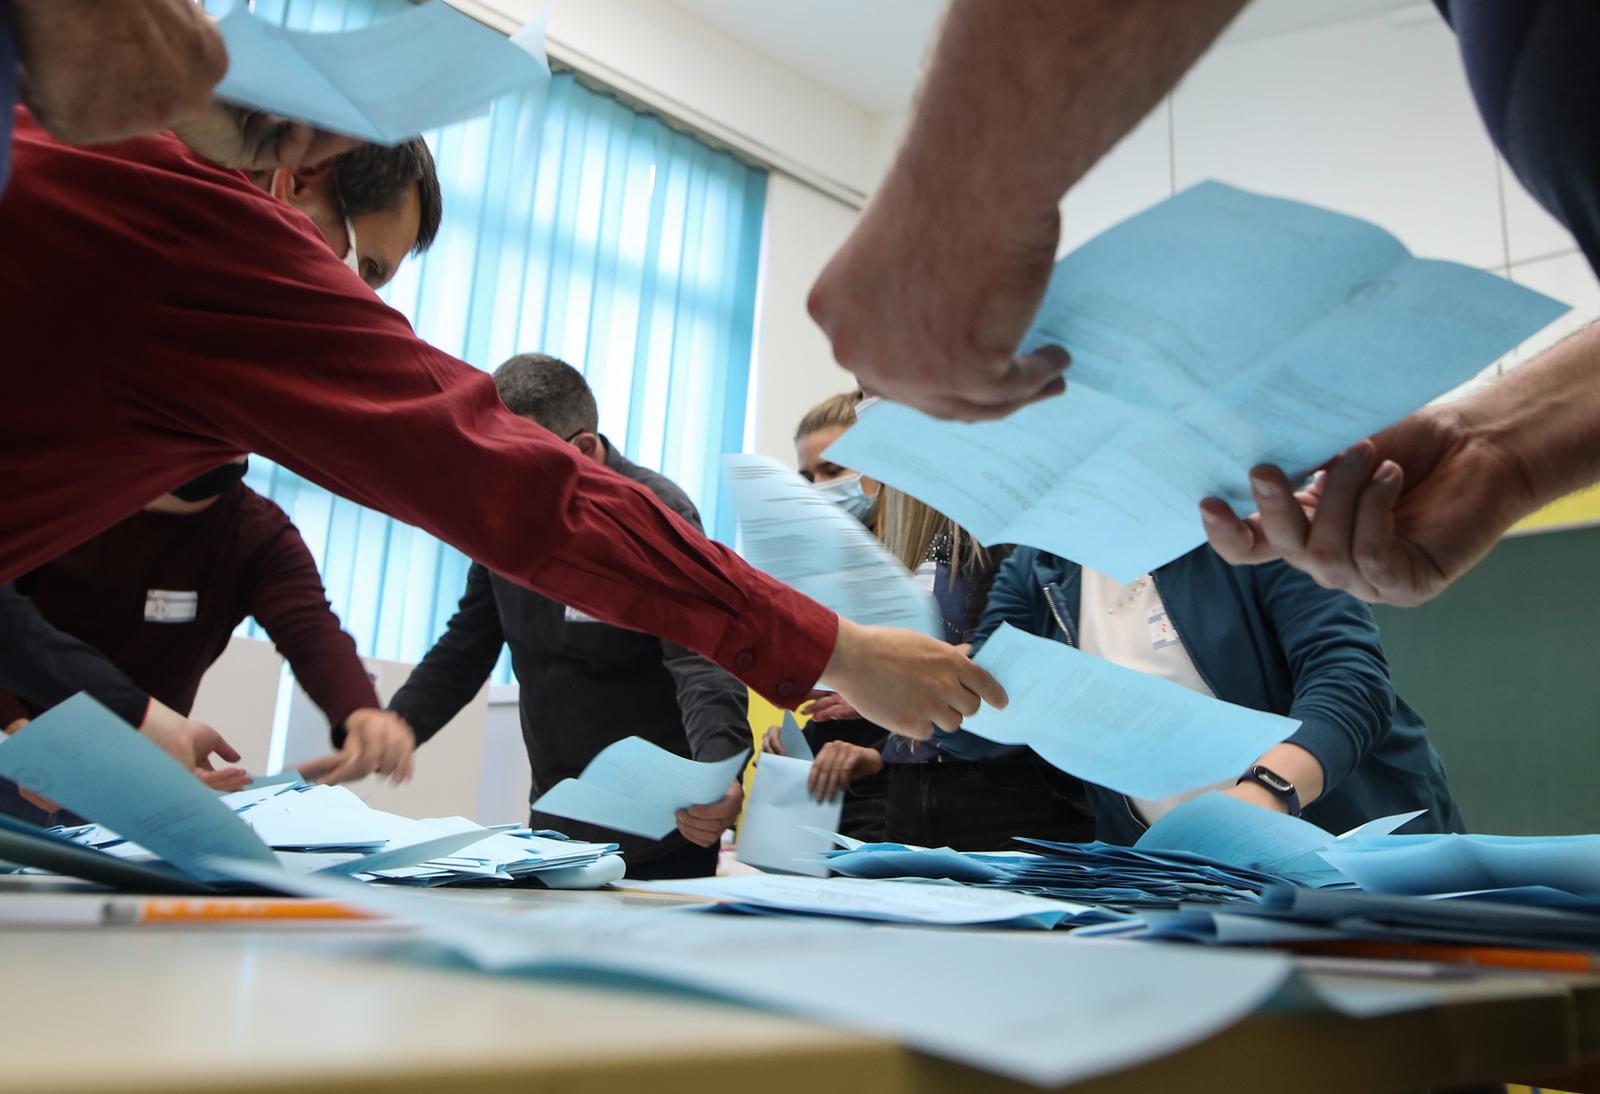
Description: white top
1075,568,1233,825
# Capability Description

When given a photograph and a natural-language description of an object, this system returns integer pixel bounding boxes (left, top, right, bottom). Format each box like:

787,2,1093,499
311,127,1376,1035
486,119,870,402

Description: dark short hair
333,139,443,254
493,354,598,438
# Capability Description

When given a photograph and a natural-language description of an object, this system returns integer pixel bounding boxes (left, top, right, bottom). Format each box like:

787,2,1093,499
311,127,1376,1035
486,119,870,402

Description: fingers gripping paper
827,182,1569,582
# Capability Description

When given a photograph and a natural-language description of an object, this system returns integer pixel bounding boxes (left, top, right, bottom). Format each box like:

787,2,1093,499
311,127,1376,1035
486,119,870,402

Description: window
229,1,768,677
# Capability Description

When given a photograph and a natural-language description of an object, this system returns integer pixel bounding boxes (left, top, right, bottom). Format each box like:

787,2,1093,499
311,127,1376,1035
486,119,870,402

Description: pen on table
1281,939,1600,974
0,896,376,927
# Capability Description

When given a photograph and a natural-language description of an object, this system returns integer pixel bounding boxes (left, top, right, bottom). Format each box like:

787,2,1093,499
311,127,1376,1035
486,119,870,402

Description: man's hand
12,0,228,145
173,104,363,171
759,725,786,755
821,617,1006,739
1199,405,1537,607
297,709,417,787
675,780,743,847
807,741,884,804
801,691,860,723
809,189,1067,422
139,698,249,792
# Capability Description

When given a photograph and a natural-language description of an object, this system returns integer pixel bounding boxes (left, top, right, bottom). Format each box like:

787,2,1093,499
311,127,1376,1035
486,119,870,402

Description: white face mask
342,216,361,277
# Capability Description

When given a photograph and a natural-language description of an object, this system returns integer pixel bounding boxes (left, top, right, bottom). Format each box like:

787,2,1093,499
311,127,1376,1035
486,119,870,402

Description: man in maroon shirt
0,459,417,824
0,108,1004,754
0,133,441,794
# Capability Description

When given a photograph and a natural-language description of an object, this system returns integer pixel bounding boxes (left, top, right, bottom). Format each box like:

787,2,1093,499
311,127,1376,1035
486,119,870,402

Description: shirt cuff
1285,714,1358,793
711,583,836,708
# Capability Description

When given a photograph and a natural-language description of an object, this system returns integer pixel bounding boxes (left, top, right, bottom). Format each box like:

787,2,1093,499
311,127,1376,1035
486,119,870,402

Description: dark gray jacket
389,441,749,864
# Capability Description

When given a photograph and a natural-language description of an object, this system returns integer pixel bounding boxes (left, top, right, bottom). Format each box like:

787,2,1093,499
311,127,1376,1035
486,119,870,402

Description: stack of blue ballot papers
45,779,622,889
0,694,622,891
819,836,1295,910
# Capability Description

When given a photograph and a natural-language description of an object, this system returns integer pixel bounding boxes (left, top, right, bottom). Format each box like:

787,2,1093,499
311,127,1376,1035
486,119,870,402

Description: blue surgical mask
814,473,876,524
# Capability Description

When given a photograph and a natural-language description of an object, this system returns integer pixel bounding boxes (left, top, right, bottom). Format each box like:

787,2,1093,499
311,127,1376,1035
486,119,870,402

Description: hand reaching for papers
139,698,249,792
12,0,227,146
1200,405,1535,607
298,709,417,787
822,618,1006,739
807,174,1068,422
808,741,884,804
674,780,743,847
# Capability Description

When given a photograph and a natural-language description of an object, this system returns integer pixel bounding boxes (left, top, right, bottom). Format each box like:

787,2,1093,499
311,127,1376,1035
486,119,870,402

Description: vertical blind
226,0,769,677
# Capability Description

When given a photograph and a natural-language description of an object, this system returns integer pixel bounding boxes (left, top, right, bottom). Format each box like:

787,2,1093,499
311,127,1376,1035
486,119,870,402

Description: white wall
747,176,861,460
192,637,519,823
484,0,876,199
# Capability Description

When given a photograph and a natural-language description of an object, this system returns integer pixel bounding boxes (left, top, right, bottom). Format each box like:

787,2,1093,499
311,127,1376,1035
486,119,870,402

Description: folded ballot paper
827,181,1569,583
736,715,840,878
723,454,940,637
214,1,549,144
0,694,620,891
532,737,748,840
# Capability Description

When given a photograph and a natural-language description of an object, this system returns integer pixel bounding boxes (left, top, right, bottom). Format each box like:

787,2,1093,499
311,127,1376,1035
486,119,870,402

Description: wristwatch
1237,764,1302,816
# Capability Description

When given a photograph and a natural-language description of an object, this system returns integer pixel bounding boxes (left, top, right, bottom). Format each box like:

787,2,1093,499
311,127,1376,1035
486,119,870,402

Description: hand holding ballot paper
827,183,1567,585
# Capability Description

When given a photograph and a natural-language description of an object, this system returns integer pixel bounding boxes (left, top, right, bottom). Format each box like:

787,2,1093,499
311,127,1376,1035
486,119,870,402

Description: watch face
1255,767,1294,793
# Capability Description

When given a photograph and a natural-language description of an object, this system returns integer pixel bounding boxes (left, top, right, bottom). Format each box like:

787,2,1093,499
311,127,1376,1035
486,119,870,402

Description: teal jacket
952,546,1464,843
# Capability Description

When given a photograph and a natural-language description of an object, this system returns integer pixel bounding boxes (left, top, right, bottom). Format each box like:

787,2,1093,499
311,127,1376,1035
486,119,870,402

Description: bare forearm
891,0,1248,222
1255,742,1325,805
1465,322,1600,513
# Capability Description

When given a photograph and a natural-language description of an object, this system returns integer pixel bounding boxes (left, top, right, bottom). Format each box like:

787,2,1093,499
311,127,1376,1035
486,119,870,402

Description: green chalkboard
1371,523,1600,835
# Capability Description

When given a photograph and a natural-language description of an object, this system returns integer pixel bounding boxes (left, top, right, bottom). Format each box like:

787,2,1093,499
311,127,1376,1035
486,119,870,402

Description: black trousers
626,838,719,880
884,758,1094,851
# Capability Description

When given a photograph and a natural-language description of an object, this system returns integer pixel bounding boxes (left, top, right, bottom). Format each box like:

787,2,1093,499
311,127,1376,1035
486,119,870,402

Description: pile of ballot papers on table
0,694,622,893
45,778,622,889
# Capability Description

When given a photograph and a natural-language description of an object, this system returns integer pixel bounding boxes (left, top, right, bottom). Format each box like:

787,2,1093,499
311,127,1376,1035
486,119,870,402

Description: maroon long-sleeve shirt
0,109,834,706
0,485,378,729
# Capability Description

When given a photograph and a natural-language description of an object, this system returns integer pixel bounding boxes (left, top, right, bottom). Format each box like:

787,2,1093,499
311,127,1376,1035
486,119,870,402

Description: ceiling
658,0,1425,115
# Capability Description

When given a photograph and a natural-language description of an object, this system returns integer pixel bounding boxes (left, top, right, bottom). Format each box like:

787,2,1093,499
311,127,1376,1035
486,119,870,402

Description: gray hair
492,354,598,438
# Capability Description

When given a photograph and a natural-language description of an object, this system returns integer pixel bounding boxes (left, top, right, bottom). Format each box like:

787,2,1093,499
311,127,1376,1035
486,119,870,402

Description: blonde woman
767,394,1093,850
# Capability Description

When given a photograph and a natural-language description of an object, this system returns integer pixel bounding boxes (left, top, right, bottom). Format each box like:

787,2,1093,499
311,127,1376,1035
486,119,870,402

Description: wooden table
2,881,1596,1094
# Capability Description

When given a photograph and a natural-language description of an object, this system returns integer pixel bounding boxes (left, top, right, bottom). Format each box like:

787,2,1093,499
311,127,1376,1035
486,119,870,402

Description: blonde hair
794,391,863,442
880,487,989,579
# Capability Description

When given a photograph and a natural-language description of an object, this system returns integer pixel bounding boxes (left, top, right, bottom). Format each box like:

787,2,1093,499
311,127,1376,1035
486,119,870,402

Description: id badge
1148,608,1181,650
145,589,198,624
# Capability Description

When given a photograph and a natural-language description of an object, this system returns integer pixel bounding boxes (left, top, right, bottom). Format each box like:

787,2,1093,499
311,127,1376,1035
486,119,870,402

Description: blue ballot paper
964,624,1298,798
827,182,1569,582
1321,833,1600,898
0,694,279,881
1136,791,1346,886
219,859,1302,1087
532,737,749,840
630,874,1088,929
723,454,939,637
214,2,548,144
737,753,840,877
